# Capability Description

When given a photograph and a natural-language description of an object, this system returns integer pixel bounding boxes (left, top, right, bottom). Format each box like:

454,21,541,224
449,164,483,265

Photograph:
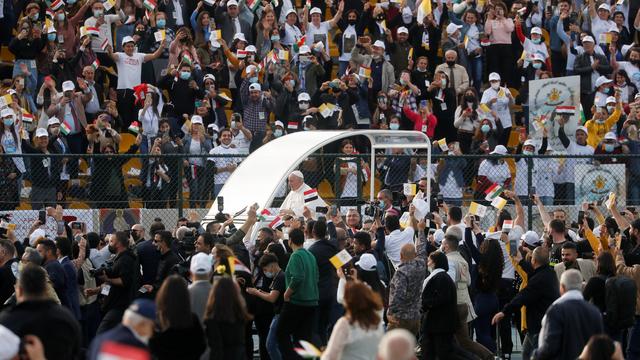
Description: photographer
205,204,260,268
87,231,140,335
141,231,179,296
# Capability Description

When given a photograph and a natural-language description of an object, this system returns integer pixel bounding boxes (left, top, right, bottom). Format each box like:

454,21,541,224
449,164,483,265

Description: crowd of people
0,172,639,360
0,0,639,209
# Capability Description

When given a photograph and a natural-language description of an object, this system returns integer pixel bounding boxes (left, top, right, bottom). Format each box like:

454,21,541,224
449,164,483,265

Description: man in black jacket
142,230,179,296
532,269,604,360
492,247,560,360
0,264,81,360
21,127,61,210
573,35,613,119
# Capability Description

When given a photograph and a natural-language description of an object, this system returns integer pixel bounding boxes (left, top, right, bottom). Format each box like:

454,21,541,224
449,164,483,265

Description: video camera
89,259,114,278
364,200,381,218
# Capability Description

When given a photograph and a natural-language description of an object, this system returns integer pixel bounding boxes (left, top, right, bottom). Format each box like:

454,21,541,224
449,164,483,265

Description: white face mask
491,82,500,90
299,102,309,110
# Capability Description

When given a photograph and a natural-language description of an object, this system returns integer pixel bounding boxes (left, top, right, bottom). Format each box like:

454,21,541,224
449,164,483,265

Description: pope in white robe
280,170,327,217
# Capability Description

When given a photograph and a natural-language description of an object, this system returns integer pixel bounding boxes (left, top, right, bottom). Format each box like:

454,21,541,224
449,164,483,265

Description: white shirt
114,52,146,89
480,87,512,128
339,25,357,62
306,21,331,54
617,62,640,90
85,14,123,52
478,159,511,187
522,37,549,68
172,0,184,26
231,130,251,155
208,144,239,184
280,183,327,217
558,140,594,182
385,227,415,269
282,23,303,46
485,225,524,280
591,16,615,45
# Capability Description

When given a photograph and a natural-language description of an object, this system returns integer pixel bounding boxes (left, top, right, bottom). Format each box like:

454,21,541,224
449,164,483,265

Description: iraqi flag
556,106,576,115
303,189,318,203
287,122,298,131
143,0,157,11
269,216,284,231
50,0,65,11
128,121,141,134
90,59,100,70
484,183,504,201
86,27,100,37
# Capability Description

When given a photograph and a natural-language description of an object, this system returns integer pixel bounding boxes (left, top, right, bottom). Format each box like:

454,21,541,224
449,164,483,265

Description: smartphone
330,205,338,217
38,210,46,224
529,186,536,201
578,211,585,224
138,286,148,293
195,100,202,108
217,196,224,212
316,206,329,214
70,221,85,230
509,238,518,257
437,194,444,207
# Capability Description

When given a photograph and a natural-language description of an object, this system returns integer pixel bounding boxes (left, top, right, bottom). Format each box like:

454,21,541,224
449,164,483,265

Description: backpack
604,275,638,330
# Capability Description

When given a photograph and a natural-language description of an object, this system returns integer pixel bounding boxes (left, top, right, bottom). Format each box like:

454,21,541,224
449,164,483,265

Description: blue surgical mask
3,118,14,126
532,38,541,44
274,129,283,137
264,271,274,278
604,144,615,152
249,76,258,83
66,0,76,4
180,71,191,80
47,33,57,41
481,124,490,133
57,13,65,21
522,150,533,155
389,123,400,130
532,62,542,69
607,105,615,113
157,19,166,28
378,200,385,209
93,9,103,17
287,79,295,88
270,35,280,42
30,13,39,21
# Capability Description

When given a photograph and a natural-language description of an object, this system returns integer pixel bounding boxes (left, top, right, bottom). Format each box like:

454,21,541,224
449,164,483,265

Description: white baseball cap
285,8,297,17
521,231,541,247
190,252,213,275
62,80,75,92
433,229,445,245
233,33,247,42
191,115,203,125
299,45,311,54
227,0,238,6
246,45,257,53
121,35,135,45
0,108,15,118
488,72,501,81
203,74,216,83
606,96,616,104
598,3,611,12
608,26,620,33
249,83,262,92
490,145,508,155
595,75,613,88
397,26,409,34
530,27,542,35
582,35,595,43
297,92,311,102
446,23,462,35
523,139,536,148
47,117,61,126
207,123,219,132
373,40,386,49
576,126,588,135
531,53,545,62
245,65,257,74
35,128,49,138
604,132,617,140
274,120,284,128
355,253,377,271
309,7,322,15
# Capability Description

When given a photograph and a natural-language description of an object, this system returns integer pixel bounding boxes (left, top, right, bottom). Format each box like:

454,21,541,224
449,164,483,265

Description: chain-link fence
0,152,637,237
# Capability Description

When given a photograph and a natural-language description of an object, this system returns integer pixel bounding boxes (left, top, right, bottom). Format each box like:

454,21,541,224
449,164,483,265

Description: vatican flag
417,0,432,25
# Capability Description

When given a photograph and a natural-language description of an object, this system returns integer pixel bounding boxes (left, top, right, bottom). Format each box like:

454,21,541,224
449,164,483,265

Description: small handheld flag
60,121,72,135
329,249,353,269
491,197,507,210
269,216,284,230
303,189,318,203
484,183,504,201
128,121,141,134
469,202,487,217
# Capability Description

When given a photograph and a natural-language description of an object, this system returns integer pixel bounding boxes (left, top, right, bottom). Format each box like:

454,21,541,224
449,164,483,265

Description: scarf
422,268,445,290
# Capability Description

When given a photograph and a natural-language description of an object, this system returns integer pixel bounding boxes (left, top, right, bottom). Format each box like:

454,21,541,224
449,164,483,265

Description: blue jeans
266,314,282,360
628,316,640,360
473,292,499,353
469,55,483,94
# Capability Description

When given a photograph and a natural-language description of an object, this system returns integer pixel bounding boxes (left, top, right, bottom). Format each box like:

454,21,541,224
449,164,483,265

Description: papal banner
528,75,581,152
575,163,626,206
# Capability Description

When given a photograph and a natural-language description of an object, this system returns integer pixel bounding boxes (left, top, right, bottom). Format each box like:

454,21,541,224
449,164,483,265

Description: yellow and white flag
417,0,432,25
469,202,487,217
329,249,353,269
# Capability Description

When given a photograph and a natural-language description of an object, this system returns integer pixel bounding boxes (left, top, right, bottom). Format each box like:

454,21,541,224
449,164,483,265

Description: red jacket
403,105,438,138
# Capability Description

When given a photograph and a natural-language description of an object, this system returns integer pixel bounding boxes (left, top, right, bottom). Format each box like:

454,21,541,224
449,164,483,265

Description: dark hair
199,233,216,248
258,253,279,268
631,219,640,232
429,251,448,271
497,210,512,229
204,277,252,323
343,282,382,330
114,231,130,248
443,235,459,251
56,236,72,257
561,241,577,251
0,239,16,258
596,252,616,277
86,232,100,249
580,334,617,360
289,228,305,246
313,217,327,239
149,221,166,237
18,264,47,297
259,227,274,239
156,276,193,330
155,230,173,247
37,239,56,256
477,239,504,293
353,232,372,249
549,219,566,234
448,207,462,222
385,215,400,232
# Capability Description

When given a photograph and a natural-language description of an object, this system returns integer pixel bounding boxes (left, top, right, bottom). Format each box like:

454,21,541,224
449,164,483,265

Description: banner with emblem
528,76,581,152
574,164,626,206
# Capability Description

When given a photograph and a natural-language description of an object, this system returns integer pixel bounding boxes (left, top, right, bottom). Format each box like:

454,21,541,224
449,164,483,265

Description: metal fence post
177,154,184,217
527,157,533,230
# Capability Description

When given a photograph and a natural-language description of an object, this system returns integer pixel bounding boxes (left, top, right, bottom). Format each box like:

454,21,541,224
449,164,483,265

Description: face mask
47,33,57,41
67,0,76,4
378,98,387,105
249,76,258,84
211,133,218,141
491,83,500,90
441,79,447,87
299,102,309,110
417,67,426,73
230,121,237,129
522,150,533,155
402,12,413,24
467,102,474,108
607,105,615,113
348,19,357,26
532,62,542,69
274,129,283,137
264,271,274,278
390,123,400,130
287,79,295,88
3,118,14,127
446,60,455,67
93,9,103,17
481,124,490,133
427,265,434,273
30,13,39,21
464,95,475,102
532,38,541,44
180,71,191,80
270,35,280,42
57,13,65,21
378,200,386,209
108,245,116,254
156,19,166,28
604,87,612,94
604,143,615,152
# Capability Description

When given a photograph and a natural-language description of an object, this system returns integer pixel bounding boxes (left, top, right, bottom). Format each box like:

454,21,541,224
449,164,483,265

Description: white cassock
280,183,327,217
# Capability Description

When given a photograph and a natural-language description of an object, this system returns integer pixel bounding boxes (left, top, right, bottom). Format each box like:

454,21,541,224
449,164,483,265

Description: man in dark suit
159,0,190,30
573,35,613,119
214,0,253,45
57,237,81,321
35,239,69,309
492,247,560,360
421,251,459,359
88,299,156,360
132,224,160,288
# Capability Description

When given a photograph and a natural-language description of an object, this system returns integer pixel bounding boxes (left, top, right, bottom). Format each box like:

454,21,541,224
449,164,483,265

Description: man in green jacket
277,228,319,359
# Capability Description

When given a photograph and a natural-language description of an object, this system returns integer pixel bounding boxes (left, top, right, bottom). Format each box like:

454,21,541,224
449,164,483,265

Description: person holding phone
8,19,44,95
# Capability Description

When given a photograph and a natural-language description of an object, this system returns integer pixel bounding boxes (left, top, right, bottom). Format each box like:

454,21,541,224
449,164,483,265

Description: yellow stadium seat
318,179,335,199
68,202,91,209
119,133,136,153
17,202,32,210
0,46,15,63
129,200,144,208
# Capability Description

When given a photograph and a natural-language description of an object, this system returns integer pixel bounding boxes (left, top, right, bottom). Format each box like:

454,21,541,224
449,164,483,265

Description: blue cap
128,299,156,321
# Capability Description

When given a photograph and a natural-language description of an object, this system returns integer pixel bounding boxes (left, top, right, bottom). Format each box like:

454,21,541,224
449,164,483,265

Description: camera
89,260,114,278
364,200,381,218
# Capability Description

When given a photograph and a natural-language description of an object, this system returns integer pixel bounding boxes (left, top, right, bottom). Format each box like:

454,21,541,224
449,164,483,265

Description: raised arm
534,194,552,229
328,0,344,29
144,39,166,62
